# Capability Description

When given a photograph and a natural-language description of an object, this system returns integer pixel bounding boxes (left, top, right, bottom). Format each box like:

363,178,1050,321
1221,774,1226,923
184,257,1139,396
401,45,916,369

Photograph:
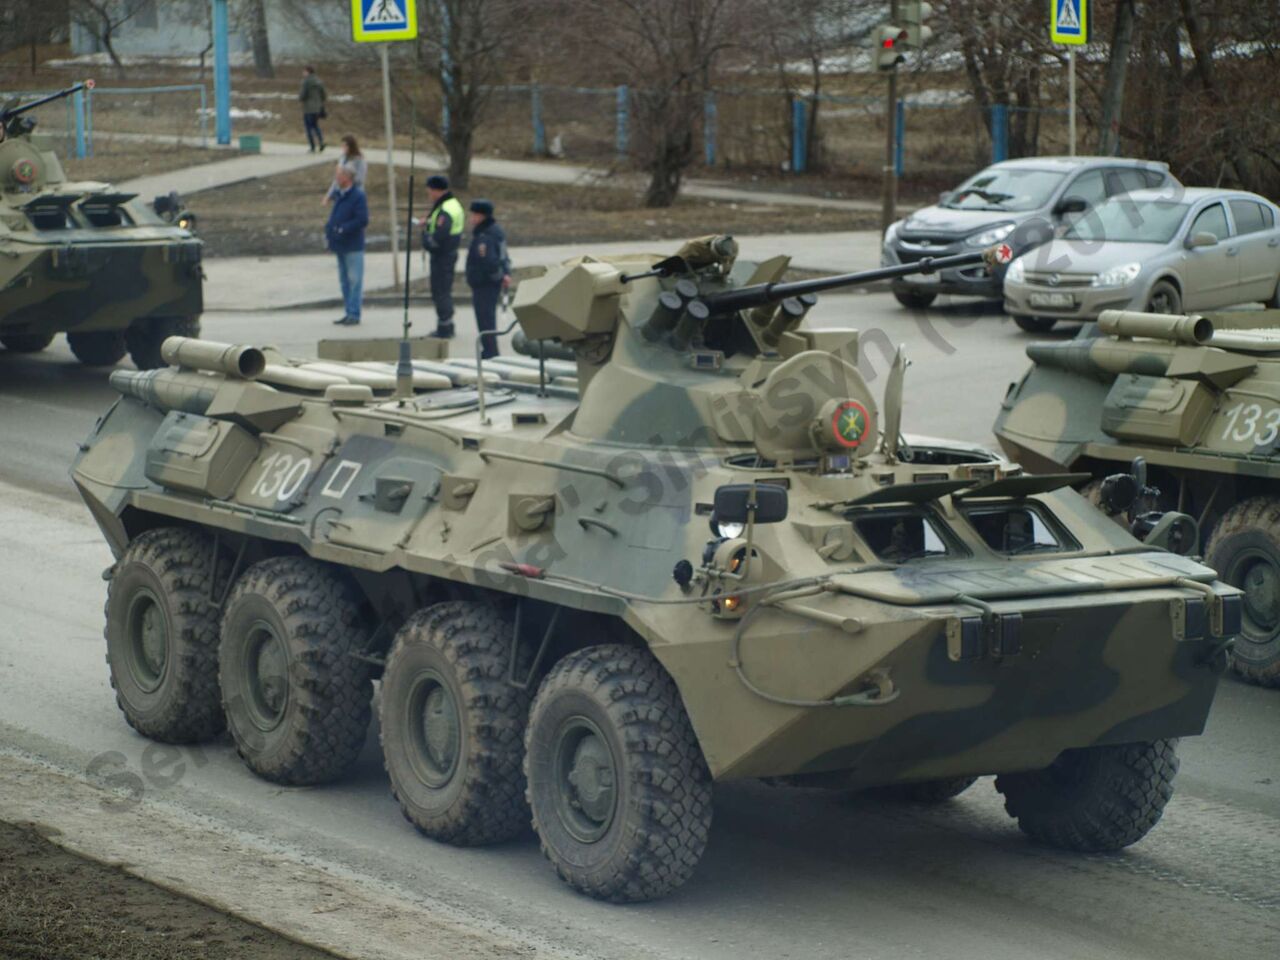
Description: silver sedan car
1003,187,1280,332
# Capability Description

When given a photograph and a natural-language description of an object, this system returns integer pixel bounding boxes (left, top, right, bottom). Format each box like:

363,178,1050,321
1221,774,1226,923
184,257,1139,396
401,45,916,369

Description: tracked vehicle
0,82,202,368
74,239,1237,901
995,308,1280,686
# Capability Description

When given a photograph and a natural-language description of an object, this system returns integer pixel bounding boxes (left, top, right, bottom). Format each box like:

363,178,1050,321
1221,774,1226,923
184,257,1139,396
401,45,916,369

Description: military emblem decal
994,242,1014,264
12,158,36,184
831,400,871,448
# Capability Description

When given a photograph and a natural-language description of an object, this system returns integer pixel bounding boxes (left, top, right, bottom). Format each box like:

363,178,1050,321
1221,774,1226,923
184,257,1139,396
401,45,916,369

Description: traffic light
901,1,933,48
876,25,908,71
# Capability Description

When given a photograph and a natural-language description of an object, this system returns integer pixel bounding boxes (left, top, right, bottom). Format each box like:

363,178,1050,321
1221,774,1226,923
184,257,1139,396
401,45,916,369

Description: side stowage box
1101,374,1215,447
144,411,259,499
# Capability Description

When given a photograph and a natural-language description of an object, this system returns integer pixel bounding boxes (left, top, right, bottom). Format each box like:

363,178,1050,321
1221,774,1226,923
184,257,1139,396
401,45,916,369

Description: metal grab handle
476,317,520,425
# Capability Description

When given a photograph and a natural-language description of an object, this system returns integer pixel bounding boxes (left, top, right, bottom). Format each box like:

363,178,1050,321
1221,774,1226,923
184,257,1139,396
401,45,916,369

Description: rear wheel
525,645,713,902
894,289,937,310
0,333,55,353
1013,315,1057,334
67,330,127,367
380,601,531,846
1146,280,1182,315
104,528,226,743
996,740,1178,851
219,556,374,784
127,316,201,370
1204,497,1280,686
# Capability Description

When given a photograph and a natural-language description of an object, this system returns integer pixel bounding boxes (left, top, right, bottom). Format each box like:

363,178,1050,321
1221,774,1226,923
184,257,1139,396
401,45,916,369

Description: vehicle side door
1055,169,1108,233
1227,199,1280,303
1180,201,1238,310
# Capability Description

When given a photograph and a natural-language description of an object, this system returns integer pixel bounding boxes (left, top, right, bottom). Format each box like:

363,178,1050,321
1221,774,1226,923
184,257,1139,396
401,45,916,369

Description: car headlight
1092,262,1142,287
965,223,1015,247
884,220,902,244
1005,258,1026,283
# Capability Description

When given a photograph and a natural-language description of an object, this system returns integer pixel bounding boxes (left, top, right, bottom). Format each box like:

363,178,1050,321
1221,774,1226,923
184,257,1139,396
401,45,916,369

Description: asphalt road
1,293,1278,960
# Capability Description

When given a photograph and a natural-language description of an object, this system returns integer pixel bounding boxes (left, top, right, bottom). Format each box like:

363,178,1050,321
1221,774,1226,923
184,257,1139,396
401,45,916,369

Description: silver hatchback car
1003,187,1280,332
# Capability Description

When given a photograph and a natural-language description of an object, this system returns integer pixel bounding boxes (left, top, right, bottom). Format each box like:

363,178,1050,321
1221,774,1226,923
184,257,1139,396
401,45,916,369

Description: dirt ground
0,820,337,960
62,141,224,186
193,164,877,258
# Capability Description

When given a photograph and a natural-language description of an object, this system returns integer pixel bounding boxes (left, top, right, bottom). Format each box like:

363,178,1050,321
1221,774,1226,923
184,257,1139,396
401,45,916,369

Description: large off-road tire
1013,315,1057,333
1204,497,1280,686
894,288,937,310
67,330,128,367
525,645,713,902
104,527,226,743
874,776,978,804
0,333,55,353
380,602,531,846
218,556,373,785
126,316,201,371
1146,279,1182,315
995,739,1178,851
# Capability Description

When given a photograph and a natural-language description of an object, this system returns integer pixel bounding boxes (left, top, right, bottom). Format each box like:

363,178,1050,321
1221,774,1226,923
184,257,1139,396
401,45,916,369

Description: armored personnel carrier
74,239,1238,902
995,308,1280,686
0,82,202,369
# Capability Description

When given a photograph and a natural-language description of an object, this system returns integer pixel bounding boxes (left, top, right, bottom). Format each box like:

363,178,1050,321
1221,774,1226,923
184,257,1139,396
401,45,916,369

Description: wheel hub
1239,555,1280,634
244,623,289,729
126,590,168,692
407,672,460,788
554,717,618,843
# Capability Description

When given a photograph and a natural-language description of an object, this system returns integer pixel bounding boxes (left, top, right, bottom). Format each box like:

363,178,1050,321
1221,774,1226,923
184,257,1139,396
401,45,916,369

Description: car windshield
1064,199,1190,243
942,168,1066,212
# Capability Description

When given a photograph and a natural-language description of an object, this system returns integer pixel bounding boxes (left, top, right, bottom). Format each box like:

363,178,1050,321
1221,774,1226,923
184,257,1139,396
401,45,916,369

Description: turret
0,81,91,192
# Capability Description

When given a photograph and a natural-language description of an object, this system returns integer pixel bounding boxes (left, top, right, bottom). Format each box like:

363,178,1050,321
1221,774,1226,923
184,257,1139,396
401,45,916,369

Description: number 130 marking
1221,403,1280,446
251,451,313,502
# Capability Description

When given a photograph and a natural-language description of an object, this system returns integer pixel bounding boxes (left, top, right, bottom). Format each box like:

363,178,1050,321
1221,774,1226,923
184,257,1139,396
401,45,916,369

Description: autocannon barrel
1,80,93,123
160,336,266,379
698,249,995,315
109,368,219,415
1097,310,1214,345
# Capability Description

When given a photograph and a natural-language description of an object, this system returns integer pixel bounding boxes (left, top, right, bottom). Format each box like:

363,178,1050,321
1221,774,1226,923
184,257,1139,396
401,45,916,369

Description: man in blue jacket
326,164,368,326
465,199,511,359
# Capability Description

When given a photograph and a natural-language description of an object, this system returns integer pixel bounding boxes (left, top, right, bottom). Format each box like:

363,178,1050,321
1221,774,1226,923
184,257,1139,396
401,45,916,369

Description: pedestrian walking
299,65,327,153
326,165,368,326
325,135,367,203
421,174,464,338
465,199,512,359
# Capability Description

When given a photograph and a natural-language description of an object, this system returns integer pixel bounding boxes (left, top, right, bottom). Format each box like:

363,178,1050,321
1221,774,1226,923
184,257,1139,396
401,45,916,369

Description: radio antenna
395,88,417,402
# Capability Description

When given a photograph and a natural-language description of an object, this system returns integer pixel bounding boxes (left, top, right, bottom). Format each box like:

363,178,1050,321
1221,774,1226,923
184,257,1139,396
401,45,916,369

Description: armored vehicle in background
0,82,202,369
995,309,1280,686
74,239,1236,902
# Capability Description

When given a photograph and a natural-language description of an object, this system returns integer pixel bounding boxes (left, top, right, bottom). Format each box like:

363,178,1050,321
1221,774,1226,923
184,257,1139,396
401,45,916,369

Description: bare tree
415,0,521,189
242,0,274,79
70,0,146,79
1095,0,1134,155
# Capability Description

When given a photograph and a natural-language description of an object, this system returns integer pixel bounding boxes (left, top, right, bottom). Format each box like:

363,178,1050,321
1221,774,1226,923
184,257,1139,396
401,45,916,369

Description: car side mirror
1186,231,1218,249
712,483,788,525
1053,197,1088,217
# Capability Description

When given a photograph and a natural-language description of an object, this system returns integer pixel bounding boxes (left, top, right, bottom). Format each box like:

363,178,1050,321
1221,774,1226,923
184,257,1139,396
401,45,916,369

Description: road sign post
1050,0,1087,156
351,0,420,291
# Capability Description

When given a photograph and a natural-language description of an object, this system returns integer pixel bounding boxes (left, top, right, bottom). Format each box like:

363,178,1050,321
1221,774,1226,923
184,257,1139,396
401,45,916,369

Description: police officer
465,199,511,360
421,174,464,339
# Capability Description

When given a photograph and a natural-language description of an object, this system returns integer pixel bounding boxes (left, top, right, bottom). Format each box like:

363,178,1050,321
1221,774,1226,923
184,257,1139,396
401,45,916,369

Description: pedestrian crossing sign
1050,0,1087,45
351,0,418,43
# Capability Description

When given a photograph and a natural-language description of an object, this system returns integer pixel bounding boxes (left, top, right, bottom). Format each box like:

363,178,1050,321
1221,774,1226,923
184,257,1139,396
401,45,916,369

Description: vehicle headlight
1005,258,1026,283
710,517,745,540
965,223,1015,247
884,220,902,244
1092,262,1142,287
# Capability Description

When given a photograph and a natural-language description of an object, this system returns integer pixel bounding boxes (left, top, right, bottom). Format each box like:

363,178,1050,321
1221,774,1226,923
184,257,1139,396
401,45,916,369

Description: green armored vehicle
74,239,1238,902
0,82,202,368
995,308,1280,686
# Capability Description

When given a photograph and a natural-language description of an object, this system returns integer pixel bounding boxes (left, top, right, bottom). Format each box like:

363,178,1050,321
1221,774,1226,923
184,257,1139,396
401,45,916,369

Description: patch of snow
197,107,279,121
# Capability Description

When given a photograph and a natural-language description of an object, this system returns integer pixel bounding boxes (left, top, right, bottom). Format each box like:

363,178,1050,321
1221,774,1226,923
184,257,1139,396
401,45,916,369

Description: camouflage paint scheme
0,100,202,345
995,308,1280,684
73,241,1235,788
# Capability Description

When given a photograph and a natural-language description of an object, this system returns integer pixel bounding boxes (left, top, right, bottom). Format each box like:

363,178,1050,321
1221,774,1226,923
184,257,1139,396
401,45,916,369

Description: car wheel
1146,280,1182,315
1013,315,1057,334
893,289,937,310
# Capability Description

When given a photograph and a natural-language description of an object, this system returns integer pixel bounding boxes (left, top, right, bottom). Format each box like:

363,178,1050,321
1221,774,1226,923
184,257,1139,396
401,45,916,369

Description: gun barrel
700,250,990,314
109,368,219,414
1097,309,1214,345
160,336,265,379
2,81,92,121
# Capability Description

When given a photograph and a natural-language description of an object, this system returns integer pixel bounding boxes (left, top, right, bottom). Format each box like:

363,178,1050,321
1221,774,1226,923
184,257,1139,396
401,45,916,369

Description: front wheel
1013,315,1057,334
894,289,937,310
127,316,201,370
67,330,127,367
1146,280,1182,315
1204,497,1280,686
1,333,55,353
525,645,713,902
996,739,1178,851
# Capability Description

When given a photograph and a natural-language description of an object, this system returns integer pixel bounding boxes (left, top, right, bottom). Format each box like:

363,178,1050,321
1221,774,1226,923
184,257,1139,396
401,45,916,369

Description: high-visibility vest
427,196,465,237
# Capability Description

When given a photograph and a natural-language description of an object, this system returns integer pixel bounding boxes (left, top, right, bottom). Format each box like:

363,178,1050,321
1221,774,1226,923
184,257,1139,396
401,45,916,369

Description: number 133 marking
1221,403,1280,446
